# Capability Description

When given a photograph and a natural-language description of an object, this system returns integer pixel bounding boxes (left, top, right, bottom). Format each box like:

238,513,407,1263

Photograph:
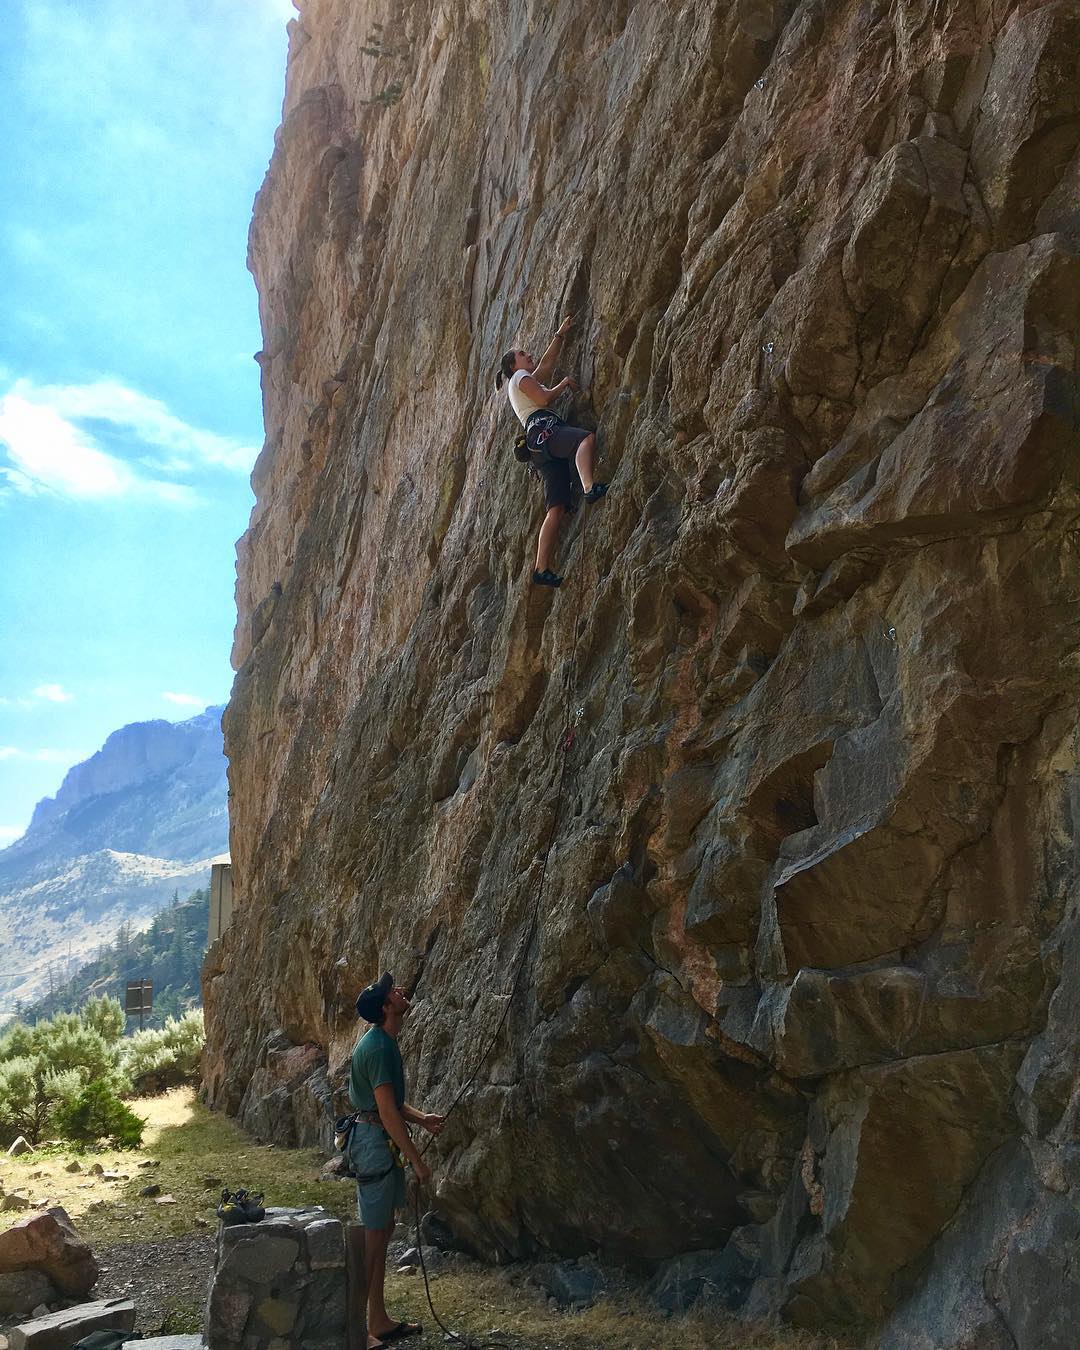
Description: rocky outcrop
204,0,1080,1340
17,707,227,860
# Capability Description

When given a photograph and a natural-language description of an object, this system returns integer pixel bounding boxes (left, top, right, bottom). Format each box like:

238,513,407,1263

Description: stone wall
205,1208,345,1349
204,0,1080,1340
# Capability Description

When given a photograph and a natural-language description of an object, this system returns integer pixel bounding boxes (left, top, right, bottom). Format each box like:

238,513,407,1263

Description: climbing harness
512,410,561,477
409,502,595,1349
524,409,561,453
338,1107,407,1184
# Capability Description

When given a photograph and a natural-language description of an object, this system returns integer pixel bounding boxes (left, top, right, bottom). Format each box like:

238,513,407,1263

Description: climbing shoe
217,1187,266,1225
532,568,563,588
583,482,608,503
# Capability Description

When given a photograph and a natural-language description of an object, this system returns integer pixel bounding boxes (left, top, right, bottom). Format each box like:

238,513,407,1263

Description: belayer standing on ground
348,973,445,1349
495,315,608,588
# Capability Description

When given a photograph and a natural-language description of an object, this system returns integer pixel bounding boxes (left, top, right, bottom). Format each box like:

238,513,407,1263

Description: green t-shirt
348,1025,406,1112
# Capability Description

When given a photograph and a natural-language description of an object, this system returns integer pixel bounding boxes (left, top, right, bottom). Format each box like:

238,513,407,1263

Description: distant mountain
0,707,228,1012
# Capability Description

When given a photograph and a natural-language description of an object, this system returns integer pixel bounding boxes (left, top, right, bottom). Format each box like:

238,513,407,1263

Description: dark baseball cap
355,972,394,1021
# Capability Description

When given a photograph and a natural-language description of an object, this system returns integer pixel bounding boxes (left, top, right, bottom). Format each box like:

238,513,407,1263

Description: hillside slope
203,1,1080,1342
0,708,227,1009
23,886,210,1027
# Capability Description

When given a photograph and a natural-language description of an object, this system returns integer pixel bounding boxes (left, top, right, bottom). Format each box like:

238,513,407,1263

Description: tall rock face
205,0,1080,1340
0,707,228,1009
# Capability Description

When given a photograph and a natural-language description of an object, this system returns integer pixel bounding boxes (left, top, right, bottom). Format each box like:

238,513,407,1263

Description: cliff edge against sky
203,0,1080,1341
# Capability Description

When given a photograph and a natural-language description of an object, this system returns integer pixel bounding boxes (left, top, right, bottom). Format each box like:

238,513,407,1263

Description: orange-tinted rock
0,1207,97,1296
204,0,1080,1341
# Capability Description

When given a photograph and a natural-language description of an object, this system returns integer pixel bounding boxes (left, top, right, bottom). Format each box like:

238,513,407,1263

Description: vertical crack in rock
204,0,1080,1340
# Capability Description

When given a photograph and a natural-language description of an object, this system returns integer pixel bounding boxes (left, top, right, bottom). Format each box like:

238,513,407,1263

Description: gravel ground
95,1232,216,1333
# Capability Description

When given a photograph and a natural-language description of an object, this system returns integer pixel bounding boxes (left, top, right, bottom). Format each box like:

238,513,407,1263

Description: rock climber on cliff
348,972,445,1347
495,314,607,588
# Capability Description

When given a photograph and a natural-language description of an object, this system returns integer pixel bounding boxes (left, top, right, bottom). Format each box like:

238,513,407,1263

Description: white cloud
32,683,73,704
16,379,257,473
0,376,257,505
162,691,205,708
0,396,131,498
0,393,197,505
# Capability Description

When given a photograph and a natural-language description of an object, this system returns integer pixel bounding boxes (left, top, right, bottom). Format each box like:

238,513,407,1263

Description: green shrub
0,1003,202,1137
81,995,126,1044
0,1056,82,1145
34,1021,112,1079
121,1010,204,1091
54,1080,145,1149
0,1020,36,1062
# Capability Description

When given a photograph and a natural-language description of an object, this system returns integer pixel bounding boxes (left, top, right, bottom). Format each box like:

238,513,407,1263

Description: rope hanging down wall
410,501,596,1349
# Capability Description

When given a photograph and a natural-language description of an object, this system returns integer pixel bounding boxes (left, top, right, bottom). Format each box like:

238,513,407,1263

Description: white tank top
507,369,546,426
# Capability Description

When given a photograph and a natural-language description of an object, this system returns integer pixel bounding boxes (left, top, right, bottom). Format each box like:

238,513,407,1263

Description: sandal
378,1322,423,1342
532,568,563,587
583,482,608,503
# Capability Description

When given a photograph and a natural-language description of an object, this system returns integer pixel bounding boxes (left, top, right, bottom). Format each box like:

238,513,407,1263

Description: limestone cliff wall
203,0,1080,1340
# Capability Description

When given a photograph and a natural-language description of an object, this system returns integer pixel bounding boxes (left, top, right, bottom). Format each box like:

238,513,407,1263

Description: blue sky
0,0,294,843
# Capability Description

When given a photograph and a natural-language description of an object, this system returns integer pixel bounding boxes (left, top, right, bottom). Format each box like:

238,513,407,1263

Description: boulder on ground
6,1138,33,1157
2,1195,31,1212
319,1156,351,1181
0,1208,98,1296
0,1271,57,1318
7,1297,134,1350
532,1260,606,1310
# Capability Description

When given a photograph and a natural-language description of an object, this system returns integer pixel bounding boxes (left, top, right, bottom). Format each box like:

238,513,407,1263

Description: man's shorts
348,1121,406,1230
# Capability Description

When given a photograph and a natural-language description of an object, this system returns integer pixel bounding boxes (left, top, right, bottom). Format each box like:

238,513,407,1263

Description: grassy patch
0,1087,352,1245
159,1296,204,1335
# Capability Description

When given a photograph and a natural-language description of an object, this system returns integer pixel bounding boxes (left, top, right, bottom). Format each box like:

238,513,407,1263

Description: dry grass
0,1089,857,1348
383,1264,856,1349
0,1087,352,1245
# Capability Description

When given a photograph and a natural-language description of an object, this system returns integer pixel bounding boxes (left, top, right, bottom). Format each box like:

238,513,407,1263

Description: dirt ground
0,1090,855,1348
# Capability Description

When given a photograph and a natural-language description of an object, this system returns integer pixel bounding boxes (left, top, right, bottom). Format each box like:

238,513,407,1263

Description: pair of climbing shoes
217,1187,266,1225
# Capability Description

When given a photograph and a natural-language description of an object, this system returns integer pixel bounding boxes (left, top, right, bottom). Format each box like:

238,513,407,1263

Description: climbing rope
409,494,595,1349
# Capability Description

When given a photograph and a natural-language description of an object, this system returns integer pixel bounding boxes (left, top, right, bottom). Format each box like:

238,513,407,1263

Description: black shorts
525,414,591,510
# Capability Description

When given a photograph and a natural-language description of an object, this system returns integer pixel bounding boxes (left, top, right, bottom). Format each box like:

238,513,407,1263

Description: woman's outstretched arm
532,314,573,384
515,372,578,408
